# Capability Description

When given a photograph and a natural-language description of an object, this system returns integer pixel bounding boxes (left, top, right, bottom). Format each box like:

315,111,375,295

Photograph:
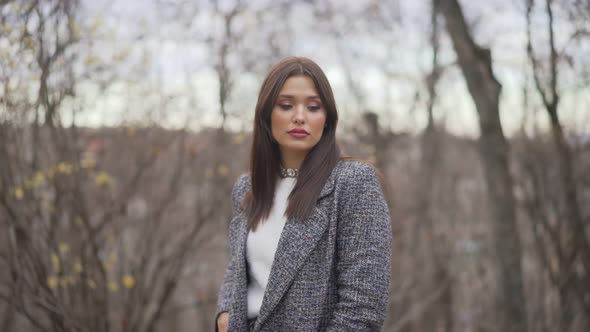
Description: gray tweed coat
216,160,392,331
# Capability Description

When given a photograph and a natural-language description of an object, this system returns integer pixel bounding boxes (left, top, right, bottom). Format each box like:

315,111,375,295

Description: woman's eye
308,105,321,111
279,104,292,110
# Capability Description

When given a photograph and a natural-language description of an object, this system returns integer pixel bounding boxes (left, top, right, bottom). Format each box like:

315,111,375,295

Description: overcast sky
71,0,590,137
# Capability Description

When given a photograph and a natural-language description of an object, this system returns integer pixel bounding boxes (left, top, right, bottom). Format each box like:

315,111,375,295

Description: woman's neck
281,151,306,169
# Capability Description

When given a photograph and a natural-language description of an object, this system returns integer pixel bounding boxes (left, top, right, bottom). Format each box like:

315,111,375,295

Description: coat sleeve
214,174,247,331
327,162,392,331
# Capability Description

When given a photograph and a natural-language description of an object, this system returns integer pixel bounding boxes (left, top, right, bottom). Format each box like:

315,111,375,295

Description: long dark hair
244,57,341,231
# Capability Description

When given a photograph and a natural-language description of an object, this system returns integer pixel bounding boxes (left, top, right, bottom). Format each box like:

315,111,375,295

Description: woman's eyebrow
277,94,321,100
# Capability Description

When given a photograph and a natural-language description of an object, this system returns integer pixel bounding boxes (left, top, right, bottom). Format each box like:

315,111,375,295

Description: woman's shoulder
335,158,380,183
229,173,251,212
232,173,251,196
332,158,386,198
334,159,388,209
234,172,251,187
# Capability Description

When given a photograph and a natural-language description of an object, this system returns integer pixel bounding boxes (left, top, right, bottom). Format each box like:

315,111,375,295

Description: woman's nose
292,105,305,124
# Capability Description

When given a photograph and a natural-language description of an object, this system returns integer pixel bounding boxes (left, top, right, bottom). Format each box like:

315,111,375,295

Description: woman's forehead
278,76,320,97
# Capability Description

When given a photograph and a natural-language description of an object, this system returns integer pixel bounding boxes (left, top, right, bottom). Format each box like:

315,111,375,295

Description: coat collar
314,159,341,201
317,164,337,201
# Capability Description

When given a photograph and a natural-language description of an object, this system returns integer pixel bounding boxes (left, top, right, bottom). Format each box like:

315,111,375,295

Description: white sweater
246,177,296,318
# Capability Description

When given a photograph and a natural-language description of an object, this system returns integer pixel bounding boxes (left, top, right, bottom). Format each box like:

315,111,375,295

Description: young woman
215,57,392,331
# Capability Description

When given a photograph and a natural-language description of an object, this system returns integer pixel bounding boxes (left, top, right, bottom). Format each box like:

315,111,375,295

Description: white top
246,177,296,318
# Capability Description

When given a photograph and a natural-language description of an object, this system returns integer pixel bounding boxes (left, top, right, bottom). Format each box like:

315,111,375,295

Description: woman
216,57,392,331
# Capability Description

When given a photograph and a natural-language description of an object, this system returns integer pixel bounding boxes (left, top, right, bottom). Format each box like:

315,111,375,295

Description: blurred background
1,0,589,331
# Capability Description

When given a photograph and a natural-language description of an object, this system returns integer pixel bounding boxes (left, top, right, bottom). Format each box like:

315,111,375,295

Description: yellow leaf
122,275,135,289
46,168,57,179
61,275,75,287
126,127,136,137
363,144,376,154
25,179,34,189
47,276,58,289
74,258,83,273
2,25,12,34
80,157,96,169
57,162,73,174
108,282,119,292
58,242,70,254
91,15,103,31
23,35,32,48
232,134,245,145
246,16,258,29
108,251,117,262
32,171,45,186
84,56,97,66
87,279,97,289
51,253,61,273
217,164,229,177
66,275,75,285
14,187,24,200
94,172,113,186
68,20,81,37
113,49,130,62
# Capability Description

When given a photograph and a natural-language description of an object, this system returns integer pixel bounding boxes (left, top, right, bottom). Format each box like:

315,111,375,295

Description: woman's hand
217,312,229,332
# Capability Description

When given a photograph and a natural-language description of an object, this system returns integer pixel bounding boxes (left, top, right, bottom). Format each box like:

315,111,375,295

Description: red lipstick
288,128,309,138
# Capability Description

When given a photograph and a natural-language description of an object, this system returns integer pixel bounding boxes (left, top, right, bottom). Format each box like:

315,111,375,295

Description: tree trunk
436,0,528,331
414,2,454,330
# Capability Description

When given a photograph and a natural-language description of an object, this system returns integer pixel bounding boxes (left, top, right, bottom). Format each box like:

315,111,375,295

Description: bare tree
524,0,590,329
0,1,215,331
210,1,243,130
435,0,528,331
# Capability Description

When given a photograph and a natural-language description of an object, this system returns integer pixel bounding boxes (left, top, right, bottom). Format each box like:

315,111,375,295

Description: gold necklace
279,167,299,178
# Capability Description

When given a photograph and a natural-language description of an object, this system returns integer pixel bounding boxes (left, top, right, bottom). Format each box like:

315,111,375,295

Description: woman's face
271,75,326,166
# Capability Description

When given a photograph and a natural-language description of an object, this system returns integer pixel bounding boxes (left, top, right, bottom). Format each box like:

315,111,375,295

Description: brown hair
244,57,341,231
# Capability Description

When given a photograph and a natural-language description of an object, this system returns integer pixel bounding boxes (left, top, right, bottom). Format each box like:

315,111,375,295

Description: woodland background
1,0,589,331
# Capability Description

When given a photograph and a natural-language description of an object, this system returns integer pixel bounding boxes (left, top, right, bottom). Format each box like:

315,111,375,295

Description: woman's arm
215,312,229,332
215,258,234,332
214,174,248,331
327,162,392,331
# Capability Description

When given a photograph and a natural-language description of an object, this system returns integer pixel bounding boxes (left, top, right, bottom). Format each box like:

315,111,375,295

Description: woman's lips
288,128,309,138
289,132,308,138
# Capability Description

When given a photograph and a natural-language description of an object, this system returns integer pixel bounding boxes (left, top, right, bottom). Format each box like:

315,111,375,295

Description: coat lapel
254,164,339,329
254,208,330,328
